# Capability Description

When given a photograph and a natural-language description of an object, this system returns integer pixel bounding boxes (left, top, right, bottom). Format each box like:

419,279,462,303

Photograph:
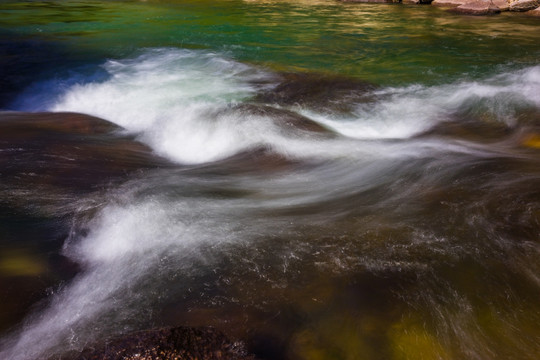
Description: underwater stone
64,326,257,360
254,72,377,113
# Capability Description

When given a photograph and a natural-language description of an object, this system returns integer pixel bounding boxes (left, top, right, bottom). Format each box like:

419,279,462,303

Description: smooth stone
0,111,174,335
229,104,336,135
0,111,172,198
403,0,433,3
492,0,510,10
417,119,512,142
254,72,377,114
508,0,539,11
431,0,469,6
450,0,501,14
340,0,396,3
525,5,540,14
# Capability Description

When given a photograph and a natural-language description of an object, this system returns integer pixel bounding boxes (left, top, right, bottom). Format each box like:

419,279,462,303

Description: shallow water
1,1,540,359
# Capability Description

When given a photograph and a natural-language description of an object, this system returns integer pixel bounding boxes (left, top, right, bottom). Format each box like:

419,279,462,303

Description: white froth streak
0,197,248,360
50,48,277,164
302,65,540,140
48,48,540,164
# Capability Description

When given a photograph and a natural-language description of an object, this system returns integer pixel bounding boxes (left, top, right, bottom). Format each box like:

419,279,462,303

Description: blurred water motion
1,1,540,359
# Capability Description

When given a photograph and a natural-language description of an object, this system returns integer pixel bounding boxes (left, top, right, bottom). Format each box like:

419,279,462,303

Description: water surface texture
1,1,540,359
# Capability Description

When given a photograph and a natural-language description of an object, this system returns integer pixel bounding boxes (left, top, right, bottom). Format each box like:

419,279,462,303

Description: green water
1,0,539,91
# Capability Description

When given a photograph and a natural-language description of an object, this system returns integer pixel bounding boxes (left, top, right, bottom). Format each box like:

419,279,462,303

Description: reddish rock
340,0,396,3
525,5,540,13
0,111,172,198
431,0,469,7
402,0,433,3
491,0,510,10
508,0,539,11
451,0,502,14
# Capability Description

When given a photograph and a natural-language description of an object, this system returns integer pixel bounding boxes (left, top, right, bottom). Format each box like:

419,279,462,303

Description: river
0,1,539,359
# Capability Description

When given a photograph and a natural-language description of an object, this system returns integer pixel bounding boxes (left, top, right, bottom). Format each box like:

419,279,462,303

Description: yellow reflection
0,250,47,277
523,134,540,149
389,317,451,360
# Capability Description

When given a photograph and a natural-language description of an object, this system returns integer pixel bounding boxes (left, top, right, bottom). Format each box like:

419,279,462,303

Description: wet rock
229,104,336,135
417,119,512,143
402,0,433,4
450,0,501,14
0,111,172,208
0,111,173,336
64,326,256,360
525,5,540,13
431,0,468,6
201,147,305,175
254,72,377,114
492,0,510,10
340,0,397,3
508,0,539,10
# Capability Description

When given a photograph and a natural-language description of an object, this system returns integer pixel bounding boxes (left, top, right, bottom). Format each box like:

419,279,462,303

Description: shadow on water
0,31,66,108
0,30,108,109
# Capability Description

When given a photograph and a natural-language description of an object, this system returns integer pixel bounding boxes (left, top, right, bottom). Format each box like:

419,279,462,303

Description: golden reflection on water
0,249,46,277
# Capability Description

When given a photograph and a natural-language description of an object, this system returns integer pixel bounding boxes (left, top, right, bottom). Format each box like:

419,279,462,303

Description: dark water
1,1,540,359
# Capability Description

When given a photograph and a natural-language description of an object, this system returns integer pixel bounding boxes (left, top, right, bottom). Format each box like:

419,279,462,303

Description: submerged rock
450,0,501,14
228,104,336,135
254,72,377,114
64,327,256,360
0,111,172,208
417,119,512,143
0,111,173,335
508,0,539,10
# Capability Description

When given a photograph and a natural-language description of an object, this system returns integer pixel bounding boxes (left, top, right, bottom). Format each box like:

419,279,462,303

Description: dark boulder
254,72,377,114
0,111,172,205
0,111,173,335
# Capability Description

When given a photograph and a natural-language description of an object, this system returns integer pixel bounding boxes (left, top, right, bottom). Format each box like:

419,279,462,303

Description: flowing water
1,1,540,359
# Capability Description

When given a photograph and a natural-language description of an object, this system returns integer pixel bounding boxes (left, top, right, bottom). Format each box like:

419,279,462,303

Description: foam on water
304,65,540,140
44,48,275,163
0,191,256,359
13,48,539,164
